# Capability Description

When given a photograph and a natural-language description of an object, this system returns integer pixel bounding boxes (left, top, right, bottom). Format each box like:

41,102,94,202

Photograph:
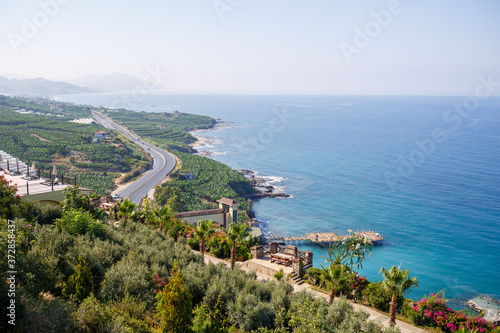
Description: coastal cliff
237,169,291,199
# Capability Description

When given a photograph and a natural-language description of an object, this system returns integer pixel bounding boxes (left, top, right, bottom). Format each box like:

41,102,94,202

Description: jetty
468,298,500,325
264,230,384,246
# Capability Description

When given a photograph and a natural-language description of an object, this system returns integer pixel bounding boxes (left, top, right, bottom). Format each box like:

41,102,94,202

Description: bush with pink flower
207,230,229,258
349,274,369,296
152,272,168,298
407,292,497,332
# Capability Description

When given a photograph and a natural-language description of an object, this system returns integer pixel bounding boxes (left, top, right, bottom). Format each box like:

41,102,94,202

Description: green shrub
55,209,106,238
99,259,152,304
19,293,78,333
187,237,200,250
74,293,111,332
274,269,284,282
39,204,62,225
363,282,404,312
304,267,323,286
227,293,275,332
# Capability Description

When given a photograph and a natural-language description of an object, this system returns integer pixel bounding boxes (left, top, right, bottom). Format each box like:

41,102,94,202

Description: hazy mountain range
0,73,164,96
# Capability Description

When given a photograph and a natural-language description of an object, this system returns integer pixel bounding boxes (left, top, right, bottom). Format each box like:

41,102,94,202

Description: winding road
92,111,177,204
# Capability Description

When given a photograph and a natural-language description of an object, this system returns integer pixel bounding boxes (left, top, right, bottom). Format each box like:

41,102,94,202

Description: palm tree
168,219,186,241
321,264,348,305
153,205,177,231
380,265,419,327
193,220,214,256
116,198,137,222
226,222,250,270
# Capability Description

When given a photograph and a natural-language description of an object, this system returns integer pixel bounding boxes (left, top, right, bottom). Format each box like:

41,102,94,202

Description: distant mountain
0,77,95,96
68,73,165,92
0,73,31,80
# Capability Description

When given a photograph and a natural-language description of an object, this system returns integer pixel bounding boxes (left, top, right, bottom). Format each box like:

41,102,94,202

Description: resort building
176,197,238,227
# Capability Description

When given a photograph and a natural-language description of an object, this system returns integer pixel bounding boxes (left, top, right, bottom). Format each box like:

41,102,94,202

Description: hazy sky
1,0,499,94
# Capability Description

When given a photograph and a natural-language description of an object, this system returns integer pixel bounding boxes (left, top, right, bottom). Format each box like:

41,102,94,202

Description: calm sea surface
59,93,500,309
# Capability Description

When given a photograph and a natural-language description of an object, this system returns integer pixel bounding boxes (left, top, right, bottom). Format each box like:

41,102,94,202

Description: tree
116,198,137,222
379,265,419,327
321,264,348,305
226,222,250,270
0,174,20,220
319,230,373,271
16,199,40,223
55,209,106,237
151,203,177,231
167,219,187,241
192,296,229,333
61,186,87,212
63,255,94,301
193,220,214,257
155,260,193,333
154,183,185,212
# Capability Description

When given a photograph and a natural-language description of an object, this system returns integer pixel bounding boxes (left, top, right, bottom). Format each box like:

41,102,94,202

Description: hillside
0,77,94,96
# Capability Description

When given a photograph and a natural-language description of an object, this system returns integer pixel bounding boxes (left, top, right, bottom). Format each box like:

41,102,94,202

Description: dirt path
31,133,52,143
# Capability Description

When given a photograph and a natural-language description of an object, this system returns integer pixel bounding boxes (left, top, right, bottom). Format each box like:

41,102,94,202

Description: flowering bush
152,272,168,298
19,222,38,252
349,274,369,295
207,230,230,258
409,292,497,332
0,174,20,220
185,226,195,239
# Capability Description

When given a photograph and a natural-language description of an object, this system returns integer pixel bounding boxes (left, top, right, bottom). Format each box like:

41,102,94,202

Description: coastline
189,126,291,200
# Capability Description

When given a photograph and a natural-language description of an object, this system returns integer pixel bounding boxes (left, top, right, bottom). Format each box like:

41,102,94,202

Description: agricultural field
0,96,150,195
103,109,216,152
155,151,257,214
0,95,94,118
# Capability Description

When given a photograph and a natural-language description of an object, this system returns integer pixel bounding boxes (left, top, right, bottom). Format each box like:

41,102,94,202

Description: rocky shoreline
468,297,500,325
237,169,291,199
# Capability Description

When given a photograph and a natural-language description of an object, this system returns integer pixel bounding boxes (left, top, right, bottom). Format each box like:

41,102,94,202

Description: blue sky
1,0,499,94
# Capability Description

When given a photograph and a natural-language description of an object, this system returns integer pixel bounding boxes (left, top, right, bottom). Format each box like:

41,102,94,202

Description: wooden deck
278,230,384,246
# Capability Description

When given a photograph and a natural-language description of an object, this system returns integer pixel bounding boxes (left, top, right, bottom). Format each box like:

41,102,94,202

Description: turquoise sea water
59,93,500,309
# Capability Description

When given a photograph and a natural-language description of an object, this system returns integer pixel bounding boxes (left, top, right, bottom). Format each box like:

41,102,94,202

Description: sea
58,93,500,309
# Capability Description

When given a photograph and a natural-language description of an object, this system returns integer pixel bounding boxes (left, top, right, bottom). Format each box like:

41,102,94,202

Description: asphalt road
92,111,177,203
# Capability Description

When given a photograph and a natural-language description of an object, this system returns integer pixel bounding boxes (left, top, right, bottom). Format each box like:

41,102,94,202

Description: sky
1,0,499,94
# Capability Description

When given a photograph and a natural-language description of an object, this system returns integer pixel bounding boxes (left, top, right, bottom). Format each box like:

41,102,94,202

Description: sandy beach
189,129,208,148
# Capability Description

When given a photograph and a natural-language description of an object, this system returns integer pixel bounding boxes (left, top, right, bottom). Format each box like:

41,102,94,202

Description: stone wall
241,261,280,277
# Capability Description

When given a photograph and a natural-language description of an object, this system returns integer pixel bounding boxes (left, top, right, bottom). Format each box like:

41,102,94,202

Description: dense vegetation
0,95,94,118
155,152,257,214
2,172,499,332
1,180,398,333
0,95,150,195
103,109,216,152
